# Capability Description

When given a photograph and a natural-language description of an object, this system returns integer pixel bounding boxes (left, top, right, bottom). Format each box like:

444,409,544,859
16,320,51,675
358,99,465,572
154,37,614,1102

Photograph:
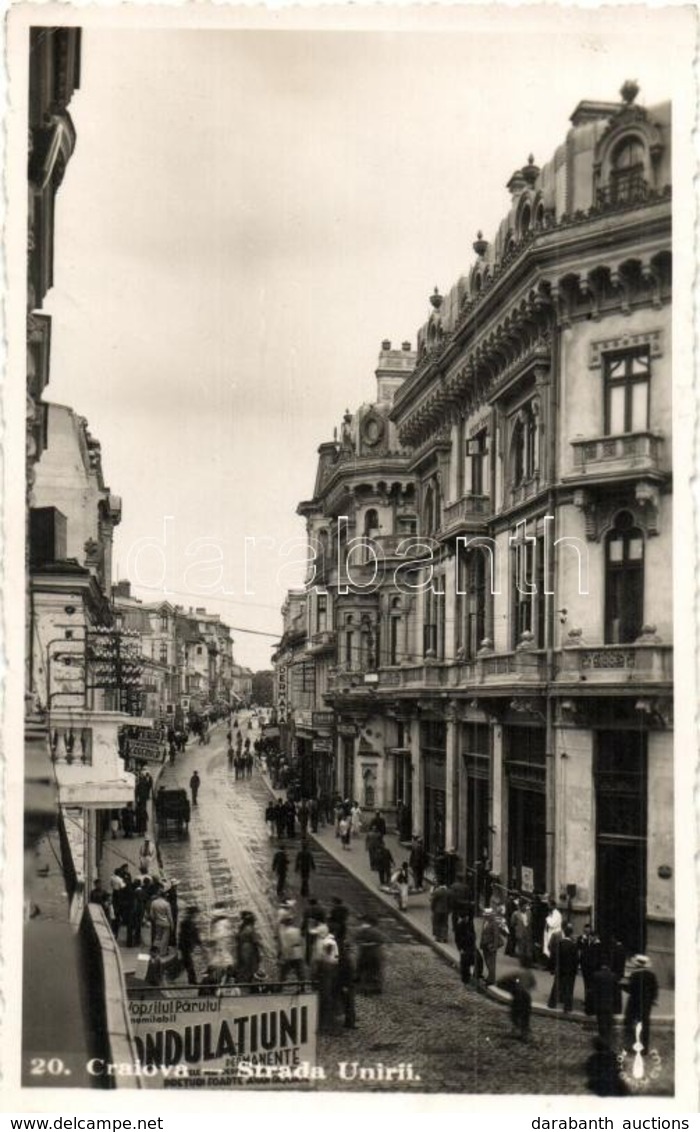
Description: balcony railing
569,431,664,476
509,477,540,508
557,640,672,684
50,724,93,765
596,174,649,208
441,493,491,534
308,630,337,654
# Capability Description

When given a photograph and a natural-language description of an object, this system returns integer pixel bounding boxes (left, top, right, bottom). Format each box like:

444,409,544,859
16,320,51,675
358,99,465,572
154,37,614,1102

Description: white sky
42,10,687,670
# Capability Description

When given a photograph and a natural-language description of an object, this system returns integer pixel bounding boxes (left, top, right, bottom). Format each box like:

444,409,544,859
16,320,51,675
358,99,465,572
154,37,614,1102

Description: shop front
505,725,547,897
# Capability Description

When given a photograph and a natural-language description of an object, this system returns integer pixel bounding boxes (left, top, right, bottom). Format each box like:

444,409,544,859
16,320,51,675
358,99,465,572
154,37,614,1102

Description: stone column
491,722,504,877
409,715,422,837
445,701,460,850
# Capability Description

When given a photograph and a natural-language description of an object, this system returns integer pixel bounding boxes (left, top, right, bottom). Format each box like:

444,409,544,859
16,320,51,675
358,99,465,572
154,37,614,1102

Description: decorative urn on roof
620,79,640,105
472,230,488,257
429,286,444,311
521,154,540,186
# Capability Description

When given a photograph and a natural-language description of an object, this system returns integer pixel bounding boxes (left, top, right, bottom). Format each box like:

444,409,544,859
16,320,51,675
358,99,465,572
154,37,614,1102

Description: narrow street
154,712,673,1096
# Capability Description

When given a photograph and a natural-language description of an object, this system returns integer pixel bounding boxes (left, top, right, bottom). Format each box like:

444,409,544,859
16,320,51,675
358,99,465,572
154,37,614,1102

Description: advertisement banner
126,738,165,765
126,989,318,1089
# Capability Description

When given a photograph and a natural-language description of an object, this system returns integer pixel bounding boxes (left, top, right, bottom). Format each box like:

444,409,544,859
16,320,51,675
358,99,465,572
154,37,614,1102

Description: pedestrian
150,884,174,956
623,955,658,1054
131,878,147,946
511,899,534,968
433,848,448,886
298,799,310,838
409,836,426,891
449,877,470,937
139,836,158,879
295,840,316,898
497,973,533,1041
309,797,319,834
301,899,326,966
265,800,276,840
135,798,148,836
547,923,578,1012
88,878,109,912
393,863,410,911
145,946,164,987
278,913,305,983
272,846,290,898
592,958,619,1047
317,933,340,1034
275,798,286,840
338,814,351,850
350,802,363,836
543,899,563,964
327,896,349,947
377,840,395,887
285,798,296,839
578,923,602,1015
178,905,202,985
454,906,477,984
355,914,385,995
208,906,235,981
189,770,201,807
166,879,179,939
480,907,504,986
109,866,127,937
430,882,450,942
370,811,387,837
120,801,136,839
336,943,357,1028
120,874,137,947
235,911,263,984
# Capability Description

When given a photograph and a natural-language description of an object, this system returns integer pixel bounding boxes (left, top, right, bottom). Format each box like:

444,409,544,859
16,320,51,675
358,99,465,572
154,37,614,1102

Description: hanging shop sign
312,740,332,754
126,990,318,1089
311,711,334,731
125,736,166,765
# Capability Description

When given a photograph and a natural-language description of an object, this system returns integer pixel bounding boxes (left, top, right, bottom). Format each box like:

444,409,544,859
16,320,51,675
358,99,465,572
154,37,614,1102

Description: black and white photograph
7,3,697,1112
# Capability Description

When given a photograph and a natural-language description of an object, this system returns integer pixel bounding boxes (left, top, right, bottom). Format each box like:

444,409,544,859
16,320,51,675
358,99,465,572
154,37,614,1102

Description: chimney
112,579,131,599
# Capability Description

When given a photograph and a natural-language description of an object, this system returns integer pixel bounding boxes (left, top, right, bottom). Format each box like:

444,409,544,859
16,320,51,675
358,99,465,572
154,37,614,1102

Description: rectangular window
604,348,650,435
467,430,489,496
316,594,328,634
511,529,545,649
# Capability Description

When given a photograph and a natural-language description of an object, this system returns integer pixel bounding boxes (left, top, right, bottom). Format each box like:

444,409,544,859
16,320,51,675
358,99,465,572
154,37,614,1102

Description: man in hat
624,955,658,1054
150,883,175,956
295,840,316,898
272,845,290,898
480,907,504,986
178,905,202,985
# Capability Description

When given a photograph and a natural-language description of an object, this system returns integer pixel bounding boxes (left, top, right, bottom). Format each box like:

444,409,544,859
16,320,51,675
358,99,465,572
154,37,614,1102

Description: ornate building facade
280,85,673,983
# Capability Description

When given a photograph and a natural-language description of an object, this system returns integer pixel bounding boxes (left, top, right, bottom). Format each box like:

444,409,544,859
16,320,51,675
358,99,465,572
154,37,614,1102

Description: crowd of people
96,708,661,1073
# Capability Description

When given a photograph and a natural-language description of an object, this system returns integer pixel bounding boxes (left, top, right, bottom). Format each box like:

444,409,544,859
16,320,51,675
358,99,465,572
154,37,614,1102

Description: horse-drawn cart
155,787,191,838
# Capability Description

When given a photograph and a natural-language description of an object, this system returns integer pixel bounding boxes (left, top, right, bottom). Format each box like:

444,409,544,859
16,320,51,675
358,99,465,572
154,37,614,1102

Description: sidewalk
299,809,674,1029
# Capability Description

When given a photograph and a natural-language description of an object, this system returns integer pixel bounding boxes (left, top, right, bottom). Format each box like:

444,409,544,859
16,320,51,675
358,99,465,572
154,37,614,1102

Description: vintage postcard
3,2,697,1116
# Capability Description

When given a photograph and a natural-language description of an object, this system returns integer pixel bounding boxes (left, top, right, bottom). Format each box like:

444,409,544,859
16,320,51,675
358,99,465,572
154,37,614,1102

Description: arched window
610,137,646,203
510,406,538,487
605,511,644,644
535,202,545,229
520,204,531,237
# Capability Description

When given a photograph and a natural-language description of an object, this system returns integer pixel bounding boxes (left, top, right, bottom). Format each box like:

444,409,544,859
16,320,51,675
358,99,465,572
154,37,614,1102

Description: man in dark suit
547,923,578,1012
578,923,603,1015
592,959,619,1047
624,955,659,1054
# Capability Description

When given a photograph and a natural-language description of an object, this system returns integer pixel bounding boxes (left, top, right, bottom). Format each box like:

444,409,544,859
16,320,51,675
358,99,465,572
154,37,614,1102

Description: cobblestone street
155,717,673,1096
